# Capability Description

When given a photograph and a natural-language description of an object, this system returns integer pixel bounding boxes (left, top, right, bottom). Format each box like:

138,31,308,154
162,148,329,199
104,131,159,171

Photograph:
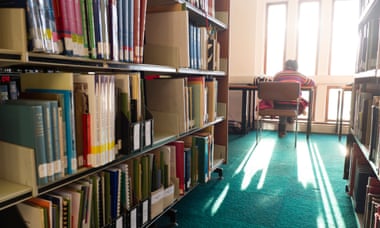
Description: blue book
106,168,120,220
26,89,77,175
117,0,124,61
0,103,48,186
128,0,134,62
93,0,102,59
6,99,59,182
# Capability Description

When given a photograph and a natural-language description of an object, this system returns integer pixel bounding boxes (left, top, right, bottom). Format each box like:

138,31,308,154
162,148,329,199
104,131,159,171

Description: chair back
258,82,300,101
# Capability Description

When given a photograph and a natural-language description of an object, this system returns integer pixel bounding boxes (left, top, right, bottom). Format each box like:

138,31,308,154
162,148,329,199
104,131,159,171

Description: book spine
122,0,129,62
93,0,104,59
109,0,119,61
32,106,50,186
139,0,147,64
51,101,63,180
117,0,124,61
83,113,91,167
100,0,110,60
45,0,60,53
25,0,44,52
73,0,84,56
128,0,134,62
52,0,65,53
57,0,74,55
80,0,89,57
85,0,97,58
67,0,77,55
133,0,140,63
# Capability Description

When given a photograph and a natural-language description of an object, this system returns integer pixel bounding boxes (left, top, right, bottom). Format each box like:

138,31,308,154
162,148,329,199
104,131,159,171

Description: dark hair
284,60,298,71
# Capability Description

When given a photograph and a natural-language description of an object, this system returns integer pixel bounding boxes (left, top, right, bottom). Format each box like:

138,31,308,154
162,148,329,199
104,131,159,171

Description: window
297,1,320,76
265,3,287,76
330,0,359,75
327,87,352,122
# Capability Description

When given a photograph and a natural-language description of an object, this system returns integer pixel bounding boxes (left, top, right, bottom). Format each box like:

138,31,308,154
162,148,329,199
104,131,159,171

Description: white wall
228,0,354,124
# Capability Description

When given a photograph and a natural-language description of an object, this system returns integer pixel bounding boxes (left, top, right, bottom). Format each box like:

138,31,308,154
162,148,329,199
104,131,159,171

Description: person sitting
273,59,315,138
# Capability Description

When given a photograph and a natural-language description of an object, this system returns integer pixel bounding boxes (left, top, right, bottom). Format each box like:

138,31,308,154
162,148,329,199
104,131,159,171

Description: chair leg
256,117,260,145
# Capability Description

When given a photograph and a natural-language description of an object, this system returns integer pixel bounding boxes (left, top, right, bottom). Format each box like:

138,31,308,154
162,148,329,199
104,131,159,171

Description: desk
229,83,314,139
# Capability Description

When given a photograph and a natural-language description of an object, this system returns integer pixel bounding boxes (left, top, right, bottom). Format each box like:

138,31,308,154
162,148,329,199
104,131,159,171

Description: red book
83,113,91,167
170,140,185,195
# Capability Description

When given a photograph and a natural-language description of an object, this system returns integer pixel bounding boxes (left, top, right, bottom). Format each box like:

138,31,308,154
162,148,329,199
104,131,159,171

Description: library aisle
157,131,358,227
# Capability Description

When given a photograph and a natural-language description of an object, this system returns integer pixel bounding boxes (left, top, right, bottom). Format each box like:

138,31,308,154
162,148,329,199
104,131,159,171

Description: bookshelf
0,0,230,227
345,0,380,227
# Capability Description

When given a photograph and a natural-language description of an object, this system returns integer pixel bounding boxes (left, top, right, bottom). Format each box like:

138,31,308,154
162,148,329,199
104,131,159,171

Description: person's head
284,60,298,71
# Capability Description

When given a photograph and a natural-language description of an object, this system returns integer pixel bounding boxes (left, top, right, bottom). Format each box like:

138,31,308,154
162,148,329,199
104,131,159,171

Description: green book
85,0,97,58
6,99,60,182
0,103,48,186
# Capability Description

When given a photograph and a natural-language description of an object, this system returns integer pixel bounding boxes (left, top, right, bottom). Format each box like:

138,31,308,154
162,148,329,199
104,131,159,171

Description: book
118,163,131,212
169,141,185,195
100,0,110,60
42,194,64,228
133,0,140,63
128,0,134,62
79,0,89,57
73,83,89,168
85,0,97,58
188,76,206,128
16,201,46,228
20,72,77,175
139,0,148,64
193,134,209,184
19,92,65,177
0,103,48,186
109,0,119,61
206,77,218,122
56,186,84,228
105,168,121,221
6,99,59,183
93,0,103,59
117,0,124,61
184,147,192,191
27,197,53,228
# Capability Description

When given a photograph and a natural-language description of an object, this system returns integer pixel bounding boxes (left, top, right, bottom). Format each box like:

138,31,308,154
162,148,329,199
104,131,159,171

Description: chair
256,82,301,147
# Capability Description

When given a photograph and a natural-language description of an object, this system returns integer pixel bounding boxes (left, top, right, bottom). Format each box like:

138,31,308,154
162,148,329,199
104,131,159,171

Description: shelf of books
345,1,380,227
0,0,230,227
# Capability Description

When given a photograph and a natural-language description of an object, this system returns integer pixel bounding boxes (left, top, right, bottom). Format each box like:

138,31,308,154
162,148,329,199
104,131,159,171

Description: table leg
241,89,247,134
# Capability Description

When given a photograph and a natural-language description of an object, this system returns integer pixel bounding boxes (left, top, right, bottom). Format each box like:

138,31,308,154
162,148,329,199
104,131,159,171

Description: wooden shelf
0,179,32,211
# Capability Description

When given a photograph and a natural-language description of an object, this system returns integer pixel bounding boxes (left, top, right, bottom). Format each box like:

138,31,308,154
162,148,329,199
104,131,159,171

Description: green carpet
156,131,358,228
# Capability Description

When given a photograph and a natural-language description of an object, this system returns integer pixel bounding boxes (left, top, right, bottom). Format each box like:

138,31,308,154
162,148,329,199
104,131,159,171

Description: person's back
273,60,315,137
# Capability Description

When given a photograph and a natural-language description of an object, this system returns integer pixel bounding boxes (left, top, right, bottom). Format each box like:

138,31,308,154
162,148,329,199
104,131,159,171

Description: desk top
229,83,314,91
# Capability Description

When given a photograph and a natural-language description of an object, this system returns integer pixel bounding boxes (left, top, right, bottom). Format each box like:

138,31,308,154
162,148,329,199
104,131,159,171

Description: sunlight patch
311,142,345,227
211,184,229,216
297,141,316,188
240,139,275,190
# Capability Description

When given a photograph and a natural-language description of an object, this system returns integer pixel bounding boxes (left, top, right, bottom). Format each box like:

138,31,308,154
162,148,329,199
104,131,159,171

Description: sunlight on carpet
155,132,358,228
240,138,276,190
309,141,346,227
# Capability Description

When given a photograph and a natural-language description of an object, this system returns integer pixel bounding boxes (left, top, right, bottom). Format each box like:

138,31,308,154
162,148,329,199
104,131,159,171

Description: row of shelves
0,0,230,227
0,50,226,76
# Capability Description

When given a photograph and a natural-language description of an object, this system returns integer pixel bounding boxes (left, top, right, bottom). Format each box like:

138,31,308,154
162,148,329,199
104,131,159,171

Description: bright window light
265,3,287,76
330,0,359,76
297,1,320,76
